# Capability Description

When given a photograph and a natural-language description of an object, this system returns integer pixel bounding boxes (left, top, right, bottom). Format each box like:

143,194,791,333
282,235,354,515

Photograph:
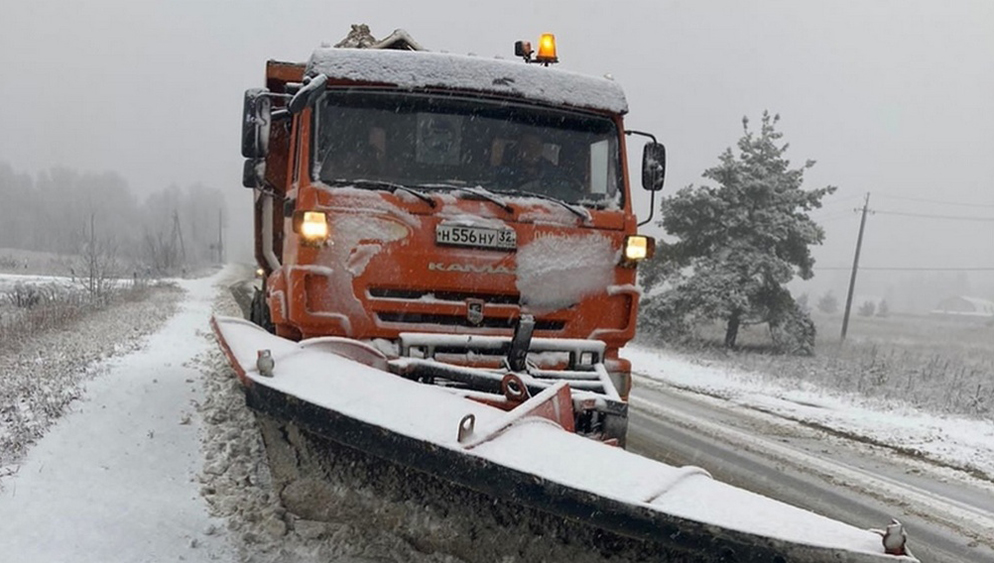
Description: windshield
312,90,622,207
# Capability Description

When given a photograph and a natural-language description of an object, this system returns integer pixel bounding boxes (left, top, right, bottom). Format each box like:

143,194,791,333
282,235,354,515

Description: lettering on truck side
428,262,516,275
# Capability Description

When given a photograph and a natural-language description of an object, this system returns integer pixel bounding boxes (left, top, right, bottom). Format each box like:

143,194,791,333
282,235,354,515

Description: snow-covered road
625,346,994,482
626,346,994,562
0,272,234,562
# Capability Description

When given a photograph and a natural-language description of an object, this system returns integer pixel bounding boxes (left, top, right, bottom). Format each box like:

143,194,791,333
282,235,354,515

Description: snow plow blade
211,315,916,562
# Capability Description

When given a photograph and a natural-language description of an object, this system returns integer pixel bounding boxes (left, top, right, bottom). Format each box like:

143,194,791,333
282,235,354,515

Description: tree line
0,162,227,277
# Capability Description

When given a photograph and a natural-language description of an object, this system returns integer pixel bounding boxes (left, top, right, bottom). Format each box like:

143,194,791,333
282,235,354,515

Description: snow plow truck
212,25,915,562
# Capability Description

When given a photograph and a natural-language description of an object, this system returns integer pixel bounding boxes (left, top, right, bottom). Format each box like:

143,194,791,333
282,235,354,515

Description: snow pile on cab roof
306,48,628,114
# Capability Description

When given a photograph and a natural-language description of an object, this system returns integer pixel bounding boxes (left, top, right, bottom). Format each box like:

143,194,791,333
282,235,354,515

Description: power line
876,193,994,208
815,194,867,209
834,192,992,340
812,209,858,222
873,209,994,222
816,266,994,272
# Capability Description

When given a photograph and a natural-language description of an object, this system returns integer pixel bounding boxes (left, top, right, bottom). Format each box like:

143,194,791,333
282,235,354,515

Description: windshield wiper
488,189,591,222
416,184,514,214
323,179,436,208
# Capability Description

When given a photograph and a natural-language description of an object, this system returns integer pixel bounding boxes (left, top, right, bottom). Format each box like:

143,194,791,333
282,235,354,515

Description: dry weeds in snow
0,285,181,474
641,313,994,421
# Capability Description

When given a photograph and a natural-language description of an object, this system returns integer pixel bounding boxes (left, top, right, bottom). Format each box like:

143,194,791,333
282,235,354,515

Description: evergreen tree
642,112,835,351
817,291,839,314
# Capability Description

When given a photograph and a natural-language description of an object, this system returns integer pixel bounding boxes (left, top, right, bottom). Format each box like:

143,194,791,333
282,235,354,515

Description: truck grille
376,312,565,331
369,287,519,305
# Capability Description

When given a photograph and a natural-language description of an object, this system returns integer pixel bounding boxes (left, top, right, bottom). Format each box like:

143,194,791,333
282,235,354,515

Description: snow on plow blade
211,315,916,562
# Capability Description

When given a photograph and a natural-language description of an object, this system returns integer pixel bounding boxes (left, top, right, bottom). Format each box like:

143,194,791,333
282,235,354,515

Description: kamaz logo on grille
428,262,515,275
466,298,485,325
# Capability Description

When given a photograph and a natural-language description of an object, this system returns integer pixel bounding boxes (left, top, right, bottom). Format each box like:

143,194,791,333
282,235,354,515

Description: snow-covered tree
641,112,835,351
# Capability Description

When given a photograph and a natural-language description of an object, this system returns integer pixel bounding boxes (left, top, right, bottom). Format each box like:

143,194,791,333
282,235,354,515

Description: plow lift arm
211,315,915,562
387,314,629,445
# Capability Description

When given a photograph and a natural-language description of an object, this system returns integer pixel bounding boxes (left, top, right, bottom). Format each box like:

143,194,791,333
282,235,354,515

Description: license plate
436,225,516,250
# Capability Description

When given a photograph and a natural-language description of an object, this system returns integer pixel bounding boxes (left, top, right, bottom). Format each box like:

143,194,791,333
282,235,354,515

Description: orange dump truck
240,29,665,445
215,29,914,561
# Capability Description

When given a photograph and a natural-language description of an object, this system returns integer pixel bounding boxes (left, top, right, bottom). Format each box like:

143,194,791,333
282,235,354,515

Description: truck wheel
250,288,275,334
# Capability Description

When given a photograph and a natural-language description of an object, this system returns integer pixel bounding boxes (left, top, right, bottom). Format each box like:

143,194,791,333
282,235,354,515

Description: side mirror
288,73,328,114
642,142,666,191
242,89,272,158
242,158,266,189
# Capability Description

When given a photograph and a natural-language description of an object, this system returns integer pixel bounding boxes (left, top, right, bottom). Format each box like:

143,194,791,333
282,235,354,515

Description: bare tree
68,212,120,305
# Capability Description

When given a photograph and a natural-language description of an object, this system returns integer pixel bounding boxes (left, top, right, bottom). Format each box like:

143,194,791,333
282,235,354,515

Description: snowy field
0,247,69,277
0,272,75,291
0,272,147,293
626,346,994,482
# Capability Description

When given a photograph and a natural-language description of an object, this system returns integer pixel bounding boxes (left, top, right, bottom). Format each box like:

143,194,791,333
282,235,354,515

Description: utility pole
217,208,224,264
841,192,870,341
89,212,96,296
171,210,187,269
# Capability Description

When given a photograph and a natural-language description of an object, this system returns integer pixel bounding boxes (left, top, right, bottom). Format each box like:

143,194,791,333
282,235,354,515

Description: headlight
295,211,329,245
622,235,654,265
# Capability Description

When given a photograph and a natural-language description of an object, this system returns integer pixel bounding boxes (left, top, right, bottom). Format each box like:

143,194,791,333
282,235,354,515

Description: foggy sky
2,0,992,298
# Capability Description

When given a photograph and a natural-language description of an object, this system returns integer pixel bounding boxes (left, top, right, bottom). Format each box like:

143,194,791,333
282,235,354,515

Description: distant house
930,296,994,318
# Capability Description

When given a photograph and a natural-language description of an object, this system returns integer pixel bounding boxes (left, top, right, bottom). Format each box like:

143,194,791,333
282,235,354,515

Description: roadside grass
0,281,173,353
637,313,994,421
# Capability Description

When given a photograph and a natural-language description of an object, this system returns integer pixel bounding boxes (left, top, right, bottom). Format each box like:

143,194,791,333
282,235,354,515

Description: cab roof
305,47,628,115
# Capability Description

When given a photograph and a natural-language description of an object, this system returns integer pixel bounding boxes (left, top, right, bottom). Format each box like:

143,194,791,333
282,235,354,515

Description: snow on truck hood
305,48,629,114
